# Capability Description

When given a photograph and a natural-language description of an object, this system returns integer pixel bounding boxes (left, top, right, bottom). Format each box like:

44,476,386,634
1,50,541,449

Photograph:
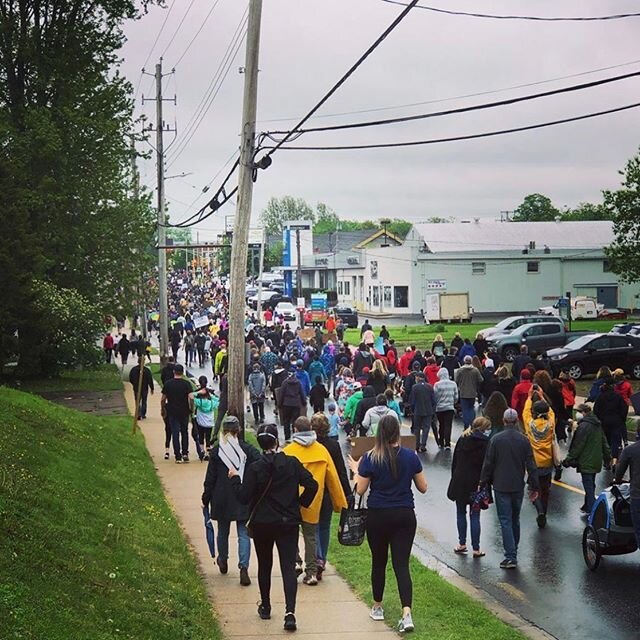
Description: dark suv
329,306,359,329
548,333,640,379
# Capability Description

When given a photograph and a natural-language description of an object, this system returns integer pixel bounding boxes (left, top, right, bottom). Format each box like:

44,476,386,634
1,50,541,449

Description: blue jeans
460,397,476,429
316,492,333,562
581,472,596,513
137,389,148,419
168,415,189,459
630,498,640,551
494,489,524,562
456,501,481,551
217,520,251,568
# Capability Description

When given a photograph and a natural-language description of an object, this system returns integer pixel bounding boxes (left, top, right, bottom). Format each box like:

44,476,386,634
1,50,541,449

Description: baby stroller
582,483,637,571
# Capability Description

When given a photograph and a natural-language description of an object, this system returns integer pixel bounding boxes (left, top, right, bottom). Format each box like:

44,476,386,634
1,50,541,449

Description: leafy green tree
264,241,284,271
0,0,159,374
512,193,560,221
604,150,640,282
313,202,340,234
260,196,315,234
166,227,194,270
562,202,610,221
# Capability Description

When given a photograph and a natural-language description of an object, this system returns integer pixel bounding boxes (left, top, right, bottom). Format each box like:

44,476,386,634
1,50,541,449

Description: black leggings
251,522,299,613
366,508,417,608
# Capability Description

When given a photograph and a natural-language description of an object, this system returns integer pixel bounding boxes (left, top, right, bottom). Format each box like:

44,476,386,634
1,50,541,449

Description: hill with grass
0,387,220,640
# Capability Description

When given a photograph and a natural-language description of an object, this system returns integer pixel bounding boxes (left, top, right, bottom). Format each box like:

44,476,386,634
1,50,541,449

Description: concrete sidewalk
122,376,398,639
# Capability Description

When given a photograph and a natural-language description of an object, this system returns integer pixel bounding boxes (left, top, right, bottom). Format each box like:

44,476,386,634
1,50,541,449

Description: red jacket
511,380,532,419
561,379,576,408
614,380,633,405
398,351,415,378
423,364,440,387
103,334,114,349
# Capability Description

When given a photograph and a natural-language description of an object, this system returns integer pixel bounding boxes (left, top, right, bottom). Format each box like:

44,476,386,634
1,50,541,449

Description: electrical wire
161,0,198,59
169,0,420,229
259,0,421,162
142,0,176,70
166,8,249,167
260,101,640,151
173,0,224,67
380,0,640,21
258,58,640,124
265,70,640,136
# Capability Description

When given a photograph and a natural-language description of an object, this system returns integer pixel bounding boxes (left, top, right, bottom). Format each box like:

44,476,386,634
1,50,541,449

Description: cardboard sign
349,435,416,461
297,328,315,341
194,315,210,329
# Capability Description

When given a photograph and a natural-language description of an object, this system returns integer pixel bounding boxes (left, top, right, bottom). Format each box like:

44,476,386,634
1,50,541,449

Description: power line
161,0,198,59
258,58,640,124
142,0,176,70
173,0,224,67
260,101,640,151
170,0,421,230
166,8,249,167
380,0,640,21
264,70,640,136
259,0,421,162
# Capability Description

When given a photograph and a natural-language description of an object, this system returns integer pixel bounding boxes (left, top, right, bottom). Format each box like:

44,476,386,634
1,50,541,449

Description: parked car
260,293,293,311
479,315,566,340
611,323,637,335
538,296,603,321
274,301,298,323
486,322,590,362
598,308,628,320
247,290,274,308
548,333,640,380
329,306,359,329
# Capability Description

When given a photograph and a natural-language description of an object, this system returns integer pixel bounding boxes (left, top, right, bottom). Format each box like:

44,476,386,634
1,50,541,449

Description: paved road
172,350,640,640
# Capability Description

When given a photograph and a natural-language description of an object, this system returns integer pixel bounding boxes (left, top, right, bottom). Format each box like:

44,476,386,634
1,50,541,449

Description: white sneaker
370,605,384,621
398,612,414,633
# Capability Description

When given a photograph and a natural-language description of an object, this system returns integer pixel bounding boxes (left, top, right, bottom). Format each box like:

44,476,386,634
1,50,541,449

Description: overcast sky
120,0,640,238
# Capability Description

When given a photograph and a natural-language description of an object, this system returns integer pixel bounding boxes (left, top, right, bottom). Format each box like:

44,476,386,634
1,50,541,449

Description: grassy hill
0,387,220,640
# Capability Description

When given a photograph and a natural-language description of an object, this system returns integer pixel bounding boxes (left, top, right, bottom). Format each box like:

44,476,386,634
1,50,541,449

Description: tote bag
337,486,367,546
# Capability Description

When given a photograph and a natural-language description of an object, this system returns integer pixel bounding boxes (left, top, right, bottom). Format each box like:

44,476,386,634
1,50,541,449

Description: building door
596,286,617,307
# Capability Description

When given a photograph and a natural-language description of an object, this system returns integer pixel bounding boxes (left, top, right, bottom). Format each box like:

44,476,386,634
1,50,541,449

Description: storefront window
394,286,408,308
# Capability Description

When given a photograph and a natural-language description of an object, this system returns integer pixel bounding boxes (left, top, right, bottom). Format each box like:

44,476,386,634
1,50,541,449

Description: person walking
248,363,267,426
455,355,483,429
202,416,261,585
129,360,154,420
479,408,539,569
213,373,228,440
190,376,219,456
310,412,351,580
161,364,194,463
408,373,436,452
563,403,611,515
522,391,555,528
348,414,427,633
594,377,629,466
447,417,491,557
230,424,318,632
434,368,459,450
362,394,395,436
278,370,306,442
309,376,329,414
103,332,114,363
117,334,130,366
283,416,347,586
614,424,640,550
511,369,533,423
512,345,532,380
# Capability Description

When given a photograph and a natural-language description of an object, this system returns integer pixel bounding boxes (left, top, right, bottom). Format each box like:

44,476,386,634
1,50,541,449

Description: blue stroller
582,483,637,571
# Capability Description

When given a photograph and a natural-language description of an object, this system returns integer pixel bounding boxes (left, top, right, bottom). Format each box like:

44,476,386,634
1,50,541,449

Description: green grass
15,363,124,393
0,387,221,640
329,518,524,640
345,319,624,348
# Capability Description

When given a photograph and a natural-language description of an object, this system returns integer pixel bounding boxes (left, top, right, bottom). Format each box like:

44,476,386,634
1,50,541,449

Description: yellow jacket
523,398,555,469
284,434,348,524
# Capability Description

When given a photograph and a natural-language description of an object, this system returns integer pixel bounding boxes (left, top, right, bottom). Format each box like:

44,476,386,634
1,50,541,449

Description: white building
336,220,638,316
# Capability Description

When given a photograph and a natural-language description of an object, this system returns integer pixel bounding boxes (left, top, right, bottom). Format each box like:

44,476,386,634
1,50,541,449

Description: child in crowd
384,388,403,420
326,402,341,440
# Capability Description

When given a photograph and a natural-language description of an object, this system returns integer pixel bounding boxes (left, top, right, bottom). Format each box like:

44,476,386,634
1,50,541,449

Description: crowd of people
128,270,639,632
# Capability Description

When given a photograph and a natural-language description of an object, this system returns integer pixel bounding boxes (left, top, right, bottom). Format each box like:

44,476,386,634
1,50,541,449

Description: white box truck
423,292,472,323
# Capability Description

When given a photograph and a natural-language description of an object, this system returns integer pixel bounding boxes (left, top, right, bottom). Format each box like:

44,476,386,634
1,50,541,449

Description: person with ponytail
229,424,318,633
348,414,427,633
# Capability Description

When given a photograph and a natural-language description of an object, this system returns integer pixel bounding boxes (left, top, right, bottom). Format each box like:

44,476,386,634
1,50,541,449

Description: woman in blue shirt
348,414,427,633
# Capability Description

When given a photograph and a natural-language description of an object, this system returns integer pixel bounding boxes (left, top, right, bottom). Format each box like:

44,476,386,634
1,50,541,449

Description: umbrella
202,505,215,557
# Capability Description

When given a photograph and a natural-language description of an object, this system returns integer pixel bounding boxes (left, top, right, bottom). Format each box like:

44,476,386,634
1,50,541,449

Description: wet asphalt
181,354,640,640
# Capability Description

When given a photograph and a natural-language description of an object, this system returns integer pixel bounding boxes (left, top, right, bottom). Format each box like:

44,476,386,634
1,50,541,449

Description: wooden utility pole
227,0,263,433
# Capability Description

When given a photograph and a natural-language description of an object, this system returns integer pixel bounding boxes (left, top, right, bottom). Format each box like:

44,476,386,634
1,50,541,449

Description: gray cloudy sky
121,0,640,238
